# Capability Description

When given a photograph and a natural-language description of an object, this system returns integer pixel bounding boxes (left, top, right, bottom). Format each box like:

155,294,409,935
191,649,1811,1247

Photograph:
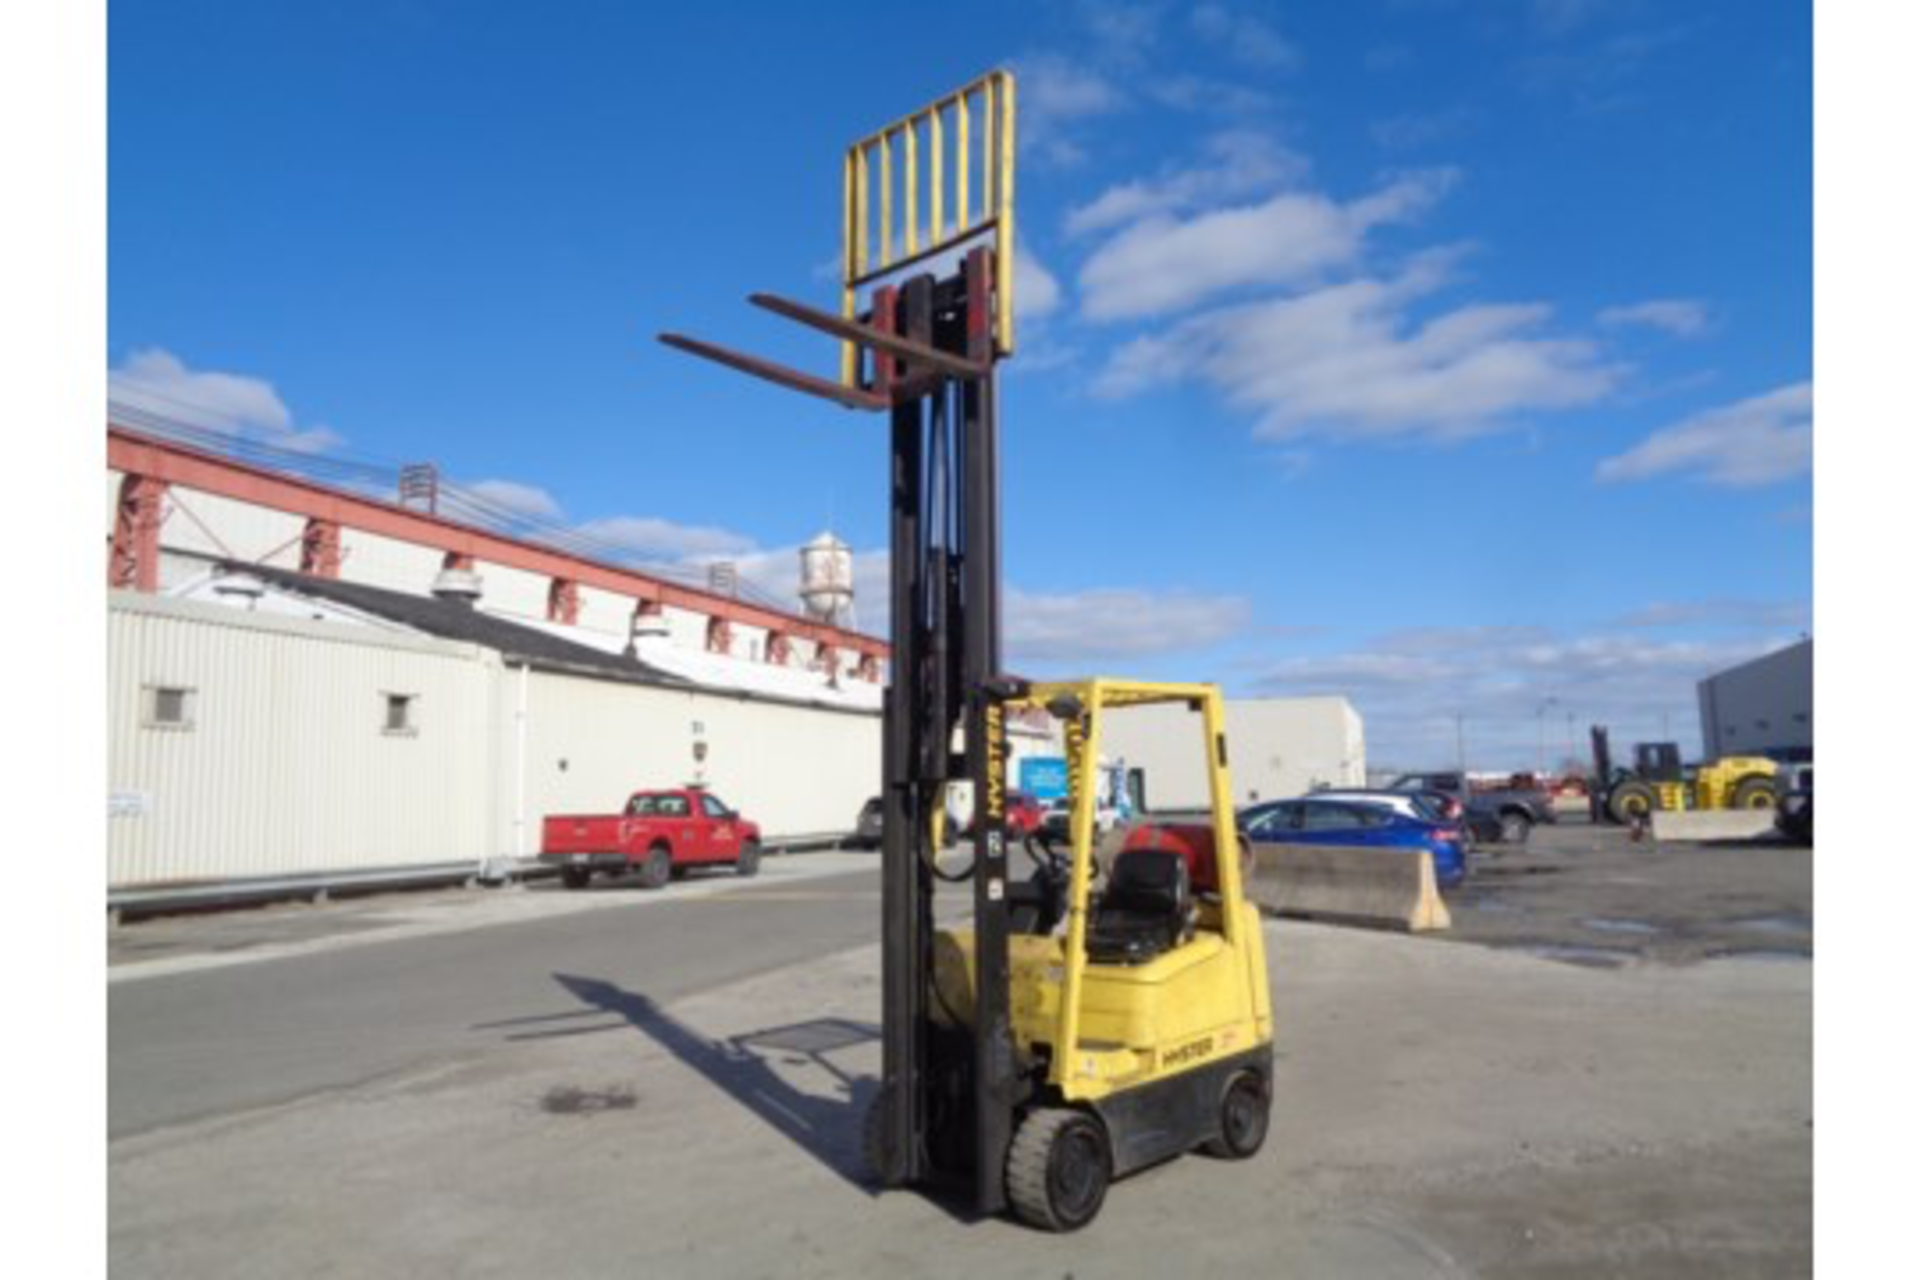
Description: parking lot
109,826,1810,1278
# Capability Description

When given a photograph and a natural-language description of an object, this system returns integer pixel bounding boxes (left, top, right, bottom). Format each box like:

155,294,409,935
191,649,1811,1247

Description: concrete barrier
1245,842,1451,932
1651,810,1778,843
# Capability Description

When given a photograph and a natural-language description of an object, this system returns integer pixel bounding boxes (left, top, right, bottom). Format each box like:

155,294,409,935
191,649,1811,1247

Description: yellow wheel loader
1590,727,1781,824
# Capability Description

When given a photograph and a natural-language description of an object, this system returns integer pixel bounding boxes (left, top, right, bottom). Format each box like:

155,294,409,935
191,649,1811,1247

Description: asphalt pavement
110,861,883,1138
109,836,1810,1277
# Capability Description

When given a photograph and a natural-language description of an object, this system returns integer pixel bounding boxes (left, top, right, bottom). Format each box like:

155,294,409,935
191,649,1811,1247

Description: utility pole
1535,696,1559,777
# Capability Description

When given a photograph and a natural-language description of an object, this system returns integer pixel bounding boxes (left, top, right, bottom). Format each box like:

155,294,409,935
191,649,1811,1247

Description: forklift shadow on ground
516,973,972,1208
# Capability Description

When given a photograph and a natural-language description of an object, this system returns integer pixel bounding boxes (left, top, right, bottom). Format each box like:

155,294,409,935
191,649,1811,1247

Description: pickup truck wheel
1498,811,1533,845
560,866,591,891
736,839,762,878
637,845,673,890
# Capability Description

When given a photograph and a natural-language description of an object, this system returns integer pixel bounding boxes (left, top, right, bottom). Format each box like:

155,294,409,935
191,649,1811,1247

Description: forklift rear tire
561,866,591,891
1007,1107,1110,1232
1202,1070,1271,1160
1732,776,1778,810
736,840,762,877
638,846,673,890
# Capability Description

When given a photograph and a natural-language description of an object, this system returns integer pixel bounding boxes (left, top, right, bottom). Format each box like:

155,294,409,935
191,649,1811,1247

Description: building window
1755,719,1771,732
144,685,195,730
1793,712,1809,724
383,693,418,736
1724,725,1738,738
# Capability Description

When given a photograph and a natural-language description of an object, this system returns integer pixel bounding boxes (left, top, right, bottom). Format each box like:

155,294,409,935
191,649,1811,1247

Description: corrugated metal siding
108,596,500,888
523,672,879,839
1697,639,1813,759
1099,697,1365,809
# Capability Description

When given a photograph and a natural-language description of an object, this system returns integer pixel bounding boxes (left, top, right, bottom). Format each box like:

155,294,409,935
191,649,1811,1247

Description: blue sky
108,0,1811,769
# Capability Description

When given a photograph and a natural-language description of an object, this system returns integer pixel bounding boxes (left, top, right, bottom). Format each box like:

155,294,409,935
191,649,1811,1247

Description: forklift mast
658,72,1022,1215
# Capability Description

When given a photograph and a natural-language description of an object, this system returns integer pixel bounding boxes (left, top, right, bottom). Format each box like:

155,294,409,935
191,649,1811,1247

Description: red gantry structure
106,424,888,678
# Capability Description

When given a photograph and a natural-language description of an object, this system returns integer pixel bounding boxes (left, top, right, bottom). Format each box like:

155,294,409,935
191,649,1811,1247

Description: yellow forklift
661,71,1274,1230
1589,726,1780,824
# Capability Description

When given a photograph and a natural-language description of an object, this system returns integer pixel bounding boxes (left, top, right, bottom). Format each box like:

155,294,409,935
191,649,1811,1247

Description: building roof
192,564,885,715
221,563,694,685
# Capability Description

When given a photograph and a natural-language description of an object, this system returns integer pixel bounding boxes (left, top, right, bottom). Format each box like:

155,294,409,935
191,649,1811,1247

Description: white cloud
1143,75,1279,117
1013,53,1127,168
574,515,759,562
465,479,563,521
109,348,343,452
1598,298,1712,337
1371,106,1479,151
1253,624,1800,768
1190,3,1301,70
1597,381,1812,487
1078,171,1454,321
1615,598,1811,630
1006,587,1253,666
1094,253,1618,442
1065,130,1309,238
1015,242,1064,319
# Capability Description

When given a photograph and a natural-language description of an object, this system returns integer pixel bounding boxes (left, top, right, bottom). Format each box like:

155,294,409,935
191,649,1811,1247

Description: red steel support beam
109,473,168,592
300,518,343,578
548,577,581,626
107,426,887,659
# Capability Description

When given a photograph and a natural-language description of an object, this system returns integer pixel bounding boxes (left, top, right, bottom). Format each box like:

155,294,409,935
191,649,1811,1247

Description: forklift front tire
1007,1108,1110,1232
1202,1070,1271,1160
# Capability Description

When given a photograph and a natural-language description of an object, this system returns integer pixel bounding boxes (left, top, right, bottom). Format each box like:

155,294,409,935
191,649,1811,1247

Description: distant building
1697,639,1813,762
1097,696,1365,811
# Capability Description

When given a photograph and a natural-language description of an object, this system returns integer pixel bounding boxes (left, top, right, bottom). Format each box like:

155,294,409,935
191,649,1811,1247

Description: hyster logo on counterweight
1162,1036,1213,1068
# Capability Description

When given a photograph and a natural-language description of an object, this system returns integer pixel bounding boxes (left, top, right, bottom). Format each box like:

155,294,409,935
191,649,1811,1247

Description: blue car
1239,796,1469,888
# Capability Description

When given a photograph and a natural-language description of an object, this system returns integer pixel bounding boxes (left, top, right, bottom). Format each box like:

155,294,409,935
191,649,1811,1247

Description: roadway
110,864,884,1138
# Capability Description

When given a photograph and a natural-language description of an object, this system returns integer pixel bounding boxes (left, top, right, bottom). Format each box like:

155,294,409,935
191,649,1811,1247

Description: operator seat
1087,849,1195,966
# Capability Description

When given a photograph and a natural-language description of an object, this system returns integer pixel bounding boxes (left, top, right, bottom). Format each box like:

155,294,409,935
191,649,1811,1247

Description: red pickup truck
540,788,763,890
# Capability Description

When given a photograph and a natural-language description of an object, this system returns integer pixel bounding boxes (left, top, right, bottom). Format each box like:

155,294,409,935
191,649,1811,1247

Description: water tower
798,531,855,628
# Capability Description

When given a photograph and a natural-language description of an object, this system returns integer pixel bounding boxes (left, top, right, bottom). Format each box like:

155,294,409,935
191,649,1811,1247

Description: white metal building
1096,695,1365,811
107,570,890,892
1697,638,1813,762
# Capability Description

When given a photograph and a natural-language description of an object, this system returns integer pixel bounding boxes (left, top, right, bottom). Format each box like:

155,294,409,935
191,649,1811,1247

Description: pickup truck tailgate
542,815,625,855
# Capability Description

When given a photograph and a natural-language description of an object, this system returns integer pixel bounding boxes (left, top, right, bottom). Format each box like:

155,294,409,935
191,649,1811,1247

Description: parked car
1309,788,1456,825
540,787,762,889
1239,795,1468,888
849,796,885,850
1004,791,1045,837
1386,771,1555,845
1775,765,1813,845
1036,797,1120,845
957,790,1046,840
